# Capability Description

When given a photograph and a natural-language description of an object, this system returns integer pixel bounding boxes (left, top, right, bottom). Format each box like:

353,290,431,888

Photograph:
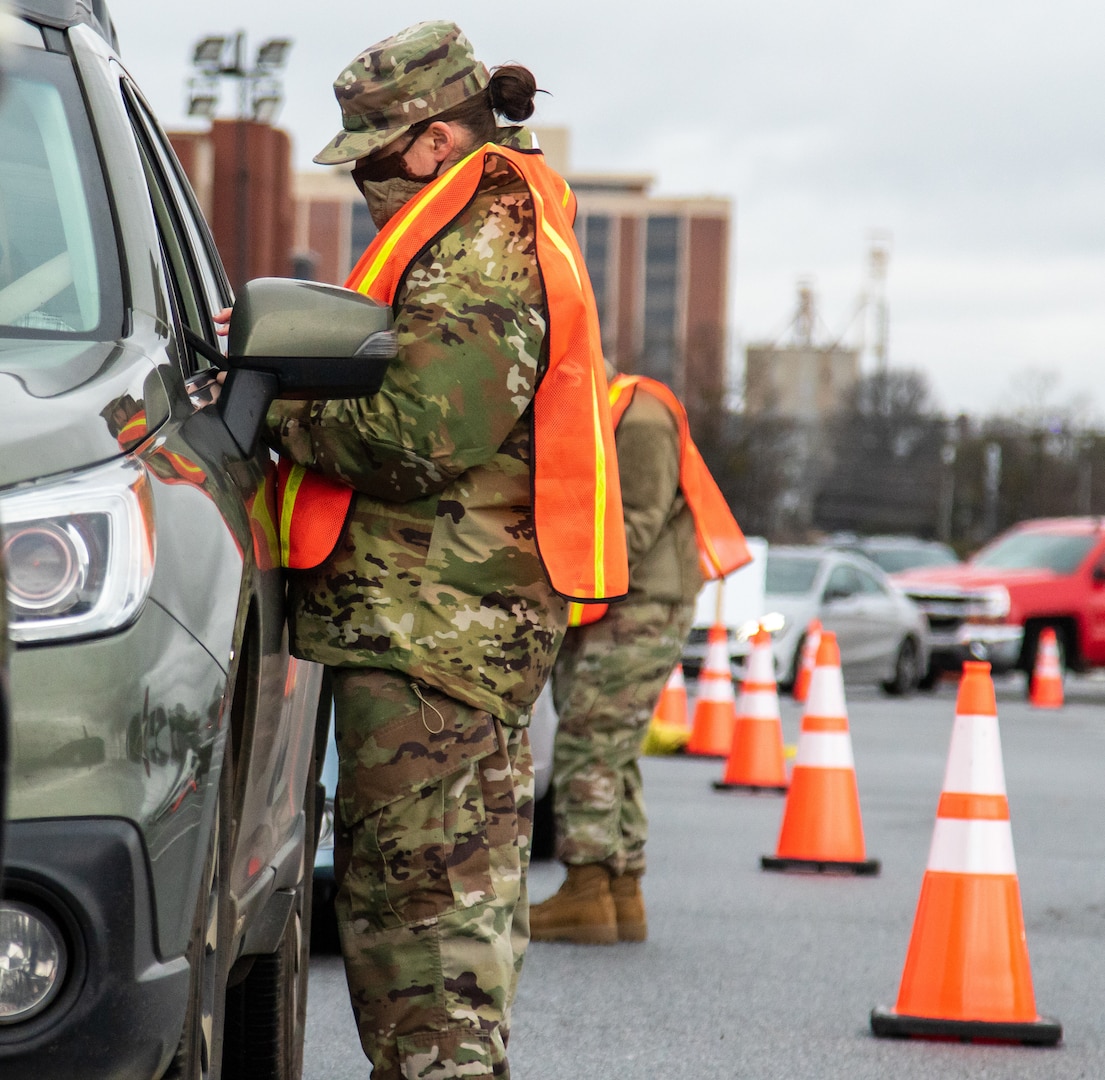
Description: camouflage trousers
549,599,694,876
330,668,534,1080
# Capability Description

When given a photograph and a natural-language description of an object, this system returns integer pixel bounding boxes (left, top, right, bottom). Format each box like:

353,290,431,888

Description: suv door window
122,79,231,322
121,81,226,379
0,45,122,338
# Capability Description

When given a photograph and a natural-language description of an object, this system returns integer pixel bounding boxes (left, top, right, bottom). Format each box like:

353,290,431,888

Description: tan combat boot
610,871,647,942
528,864,618,944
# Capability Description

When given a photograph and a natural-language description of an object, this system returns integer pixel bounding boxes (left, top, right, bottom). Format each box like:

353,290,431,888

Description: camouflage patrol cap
314,21,490,166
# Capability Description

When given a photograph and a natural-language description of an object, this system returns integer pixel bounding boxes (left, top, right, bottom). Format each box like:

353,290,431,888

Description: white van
681,537,769,679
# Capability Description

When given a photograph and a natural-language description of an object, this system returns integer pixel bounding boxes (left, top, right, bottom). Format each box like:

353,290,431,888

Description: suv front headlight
2,458,155,643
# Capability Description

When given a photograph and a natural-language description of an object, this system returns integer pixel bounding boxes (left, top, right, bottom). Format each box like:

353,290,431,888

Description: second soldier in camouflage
530,374,704,945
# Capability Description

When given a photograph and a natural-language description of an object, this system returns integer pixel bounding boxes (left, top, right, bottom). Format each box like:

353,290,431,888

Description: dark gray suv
0,3,392,1077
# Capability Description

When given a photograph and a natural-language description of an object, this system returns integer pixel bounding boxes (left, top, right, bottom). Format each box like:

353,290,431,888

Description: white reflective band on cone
943,714,1008,795
927,818,1018,875
698,678,734,703
804,668,847,718
746,647,774,682
704,641,730,670
794,731,855,769
738,689,780,719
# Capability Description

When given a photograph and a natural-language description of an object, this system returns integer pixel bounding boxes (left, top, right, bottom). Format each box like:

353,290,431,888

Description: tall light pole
188,31,291,123
867,231,891,375
186,32,292,288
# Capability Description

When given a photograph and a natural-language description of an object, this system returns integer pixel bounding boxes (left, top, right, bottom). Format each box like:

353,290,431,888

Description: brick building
169,119,295,289
571,176,730,414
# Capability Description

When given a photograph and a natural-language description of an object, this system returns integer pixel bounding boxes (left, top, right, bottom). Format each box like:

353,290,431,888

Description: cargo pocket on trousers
371,755,496,926
342,709,501,931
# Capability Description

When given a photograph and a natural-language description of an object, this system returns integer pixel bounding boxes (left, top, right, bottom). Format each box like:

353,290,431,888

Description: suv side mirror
218,278,397,454
1093,563,1105,585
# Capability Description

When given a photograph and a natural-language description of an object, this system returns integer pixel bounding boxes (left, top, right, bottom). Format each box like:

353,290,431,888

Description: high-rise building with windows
569,174,730,413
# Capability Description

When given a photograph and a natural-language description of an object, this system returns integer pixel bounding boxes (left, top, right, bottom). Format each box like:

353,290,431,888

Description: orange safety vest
567,374,752,627
277,143,629,604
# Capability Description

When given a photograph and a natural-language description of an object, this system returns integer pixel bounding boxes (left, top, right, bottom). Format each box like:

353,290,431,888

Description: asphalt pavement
305,673,1105,1079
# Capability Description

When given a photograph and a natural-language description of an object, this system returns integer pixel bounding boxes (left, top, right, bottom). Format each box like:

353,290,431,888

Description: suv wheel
223,747,317,1080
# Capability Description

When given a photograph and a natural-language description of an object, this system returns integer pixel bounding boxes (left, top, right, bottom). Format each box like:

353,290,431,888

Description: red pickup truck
891,517,1105,685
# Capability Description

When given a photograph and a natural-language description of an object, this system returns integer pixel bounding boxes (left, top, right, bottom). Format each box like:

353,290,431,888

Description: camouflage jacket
266,129,566,726
616,384,704,607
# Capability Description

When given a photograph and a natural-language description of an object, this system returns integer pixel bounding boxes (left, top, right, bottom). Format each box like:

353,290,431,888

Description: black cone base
712,780,787,795
870,1006,1062,1046
760,854,881,876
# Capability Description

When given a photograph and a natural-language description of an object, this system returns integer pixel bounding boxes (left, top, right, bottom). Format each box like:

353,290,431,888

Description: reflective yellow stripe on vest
588,364,609,597
278,463,307,569
566,377,638,627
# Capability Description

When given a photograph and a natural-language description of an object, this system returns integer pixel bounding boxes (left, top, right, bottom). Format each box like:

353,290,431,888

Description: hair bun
488,65,538,122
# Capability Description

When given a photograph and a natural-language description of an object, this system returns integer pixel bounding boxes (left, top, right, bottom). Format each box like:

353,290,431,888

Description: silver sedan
764,545,931,696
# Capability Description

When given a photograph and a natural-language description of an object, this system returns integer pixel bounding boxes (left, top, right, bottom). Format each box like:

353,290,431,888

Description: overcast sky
105,0,1105,422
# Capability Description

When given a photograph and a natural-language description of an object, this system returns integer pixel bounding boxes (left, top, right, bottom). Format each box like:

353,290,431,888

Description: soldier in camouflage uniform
263,21,583,1080
530,370,703,944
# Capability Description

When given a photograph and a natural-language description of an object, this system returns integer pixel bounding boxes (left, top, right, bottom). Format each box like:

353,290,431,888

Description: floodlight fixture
186,76,220,119
187,30,292,123
192,35,227,71
250,77,283,124
255,38,291,70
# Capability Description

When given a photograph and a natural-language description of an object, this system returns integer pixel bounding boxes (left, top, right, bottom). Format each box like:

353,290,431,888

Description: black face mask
351,127,441,187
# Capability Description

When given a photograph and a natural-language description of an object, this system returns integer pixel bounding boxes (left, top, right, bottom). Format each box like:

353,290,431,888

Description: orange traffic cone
871,661,1061,1044
713,627,787,793
686,624,737,757
761,632,879,875
1028,628,1063,709
792,619,821,703
653,663,690,729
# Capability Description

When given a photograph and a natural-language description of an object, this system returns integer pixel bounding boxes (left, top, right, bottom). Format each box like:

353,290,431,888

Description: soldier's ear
428,121,458,162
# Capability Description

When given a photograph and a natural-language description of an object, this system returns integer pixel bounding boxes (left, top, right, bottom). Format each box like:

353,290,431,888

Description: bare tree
814,368,945,536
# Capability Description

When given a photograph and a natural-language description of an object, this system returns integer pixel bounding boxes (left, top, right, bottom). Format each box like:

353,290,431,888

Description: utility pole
794,278,816,346
868,231,891,374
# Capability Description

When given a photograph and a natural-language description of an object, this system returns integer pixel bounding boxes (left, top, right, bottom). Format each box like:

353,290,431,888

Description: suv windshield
973,531,1096,574
0,43,122,339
